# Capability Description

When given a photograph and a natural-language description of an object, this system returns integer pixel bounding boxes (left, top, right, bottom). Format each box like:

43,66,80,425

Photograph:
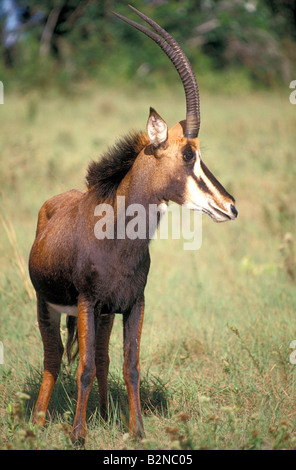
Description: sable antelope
29,6,238,445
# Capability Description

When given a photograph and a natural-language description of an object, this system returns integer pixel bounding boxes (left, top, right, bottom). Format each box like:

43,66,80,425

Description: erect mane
86,131,149,201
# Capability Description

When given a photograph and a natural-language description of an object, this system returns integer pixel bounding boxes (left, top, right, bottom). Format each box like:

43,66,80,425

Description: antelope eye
183,146,195,163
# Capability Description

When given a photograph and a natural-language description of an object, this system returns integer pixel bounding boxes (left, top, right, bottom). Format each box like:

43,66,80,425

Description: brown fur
29,110,236,445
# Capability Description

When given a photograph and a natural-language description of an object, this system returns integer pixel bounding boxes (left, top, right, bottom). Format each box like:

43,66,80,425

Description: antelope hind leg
32,296,64,426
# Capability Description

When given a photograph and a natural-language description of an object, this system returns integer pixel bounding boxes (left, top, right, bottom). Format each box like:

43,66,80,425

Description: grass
0,81,296,449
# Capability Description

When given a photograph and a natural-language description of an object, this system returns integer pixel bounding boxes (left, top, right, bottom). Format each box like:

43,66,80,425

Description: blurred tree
0,0,295,87
0,0,43,66
264,0,296,40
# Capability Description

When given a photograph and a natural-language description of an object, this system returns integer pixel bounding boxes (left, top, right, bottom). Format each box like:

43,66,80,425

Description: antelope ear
147,107,168,148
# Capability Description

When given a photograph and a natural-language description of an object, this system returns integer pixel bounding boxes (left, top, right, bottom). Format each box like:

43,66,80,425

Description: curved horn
113,6,200,138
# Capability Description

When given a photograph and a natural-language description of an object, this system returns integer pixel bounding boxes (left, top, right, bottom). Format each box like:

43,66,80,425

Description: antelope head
114,6,238,223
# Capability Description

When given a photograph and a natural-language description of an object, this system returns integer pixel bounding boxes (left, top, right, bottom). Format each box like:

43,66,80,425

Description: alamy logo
0,81,3,104
289,80,296,104
0,342,4,364
94,196,202,251
289,340,296,364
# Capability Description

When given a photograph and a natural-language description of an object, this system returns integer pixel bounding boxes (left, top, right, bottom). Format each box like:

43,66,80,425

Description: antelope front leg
95,313,115,421
71,295,96,445
123,297,145,438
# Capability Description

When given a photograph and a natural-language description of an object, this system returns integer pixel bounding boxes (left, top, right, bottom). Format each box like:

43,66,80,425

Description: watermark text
289,80,296,104
0,342,4,364
0,81,3,104
94,197,202,251
289,340,296,364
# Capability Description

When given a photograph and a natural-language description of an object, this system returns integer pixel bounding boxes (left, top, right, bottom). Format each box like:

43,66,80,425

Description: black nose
230,204,238,218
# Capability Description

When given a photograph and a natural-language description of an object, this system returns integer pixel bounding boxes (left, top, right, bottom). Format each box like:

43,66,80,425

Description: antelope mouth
208,203,238,222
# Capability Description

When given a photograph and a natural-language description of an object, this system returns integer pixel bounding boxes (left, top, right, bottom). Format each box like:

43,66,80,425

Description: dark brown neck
112,152,165,249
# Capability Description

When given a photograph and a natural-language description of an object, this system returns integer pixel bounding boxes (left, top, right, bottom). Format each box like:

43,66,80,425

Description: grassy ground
0,82,296,450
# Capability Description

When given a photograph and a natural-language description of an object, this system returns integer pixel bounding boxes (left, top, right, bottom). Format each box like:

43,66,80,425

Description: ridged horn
113,5,200,138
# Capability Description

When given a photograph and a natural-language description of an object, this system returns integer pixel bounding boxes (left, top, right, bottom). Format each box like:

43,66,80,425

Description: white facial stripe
184,151,203,210
183,150,233,221
184,175,207,211
193,153,201,177
194,153,224,205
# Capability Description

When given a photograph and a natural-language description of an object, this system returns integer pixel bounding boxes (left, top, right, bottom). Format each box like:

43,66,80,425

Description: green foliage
1,0,295,91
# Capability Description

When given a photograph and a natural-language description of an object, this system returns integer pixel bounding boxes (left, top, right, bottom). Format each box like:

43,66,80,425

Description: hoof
32,410,46,427
70,424,86,448
70,432,86,448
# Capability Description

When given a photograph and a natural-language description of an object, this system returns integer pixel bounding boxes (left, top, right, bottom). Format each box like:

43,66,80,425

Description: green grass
0,82,296,449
